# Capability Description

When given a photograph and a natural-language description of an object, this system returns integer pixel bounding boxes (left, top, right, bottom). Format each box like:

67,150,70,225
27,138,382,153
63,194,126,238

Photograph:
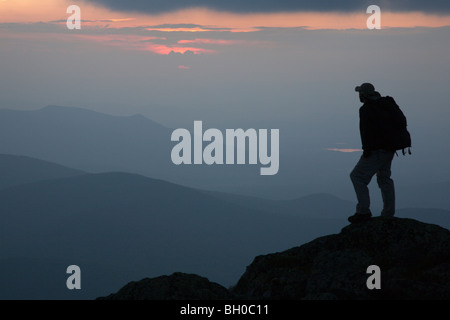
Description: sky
1,0,450,197
1,0,449,115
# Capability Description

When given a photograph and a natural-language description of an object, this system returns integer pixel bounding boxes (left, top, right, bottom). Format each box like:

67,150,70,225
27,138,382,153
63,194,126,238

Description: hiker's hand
363,150,371,158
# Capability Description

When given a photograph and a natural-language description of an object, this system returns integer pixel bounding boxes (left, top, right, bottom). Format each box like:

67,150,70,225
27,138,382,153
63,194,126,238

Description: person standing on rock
348,83,397,223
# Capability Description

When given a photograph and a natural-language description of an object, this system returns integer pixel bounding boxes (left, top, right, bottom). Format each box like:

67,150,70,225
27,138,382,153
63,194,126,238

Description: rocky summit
232,217,450,299
98,217,450,300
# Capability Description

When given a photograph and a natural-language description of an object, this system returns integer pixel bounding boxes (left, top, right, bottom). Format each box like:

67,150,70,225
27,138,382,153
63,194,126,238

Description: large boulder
231,217,450,299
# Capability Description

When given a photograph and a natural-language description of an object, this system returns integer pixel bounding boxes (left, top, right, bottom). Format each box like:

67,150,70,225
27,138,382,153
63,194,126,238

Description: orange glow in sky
2,0,450,56
70,34,215,55
2,0,450,29
178,39,241,45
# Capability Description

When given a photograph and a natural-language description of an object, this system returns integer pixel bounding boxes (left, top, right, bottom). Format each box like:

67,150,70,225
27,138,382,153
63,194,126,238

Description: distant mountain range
0,161,347,299
0,105,449,300
0,106,282,193
0,105,171,176
0,154,85,190
0,105,449,205
0,154,449,299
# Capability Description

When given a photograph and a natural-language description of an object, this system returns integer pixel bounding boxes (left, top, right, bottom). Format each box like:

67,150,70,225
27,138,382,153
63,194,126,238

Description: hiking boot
348,212,372,223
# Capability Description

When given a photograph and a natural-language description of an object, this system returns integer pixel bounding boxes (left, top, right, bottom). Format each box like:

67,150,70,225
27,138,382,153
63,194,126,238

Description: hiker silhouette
348,83,397,223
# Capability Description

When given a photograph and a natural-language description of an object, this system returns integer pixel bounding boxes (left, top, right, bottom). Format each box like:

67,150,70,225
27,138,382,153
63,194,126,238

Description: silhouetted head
355,82,380,102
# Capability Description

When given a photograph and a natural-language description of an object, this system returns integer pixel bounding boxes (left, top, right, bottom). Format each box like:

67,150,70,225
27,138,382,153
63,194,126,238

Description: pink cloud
146,27,211,32
145,43,214,55
178,65,190,69
71,34,213,55
327,148,362,153
177,38,241,45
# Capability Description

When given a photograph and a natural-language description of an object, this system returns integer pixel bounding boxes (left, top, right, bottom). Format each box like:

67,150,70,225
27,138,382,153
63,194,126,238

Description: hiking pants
350,149,395,217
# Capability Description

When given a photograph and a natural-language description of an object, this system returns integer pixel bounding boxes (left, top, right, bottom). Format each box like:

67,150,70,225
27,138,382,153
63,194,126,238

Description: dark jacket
359,94,396,151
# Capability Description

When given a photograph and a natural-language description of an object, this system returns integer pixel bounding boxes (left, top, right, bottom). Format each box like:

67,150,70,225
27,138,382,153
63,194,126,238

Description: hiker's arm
359,107,372,151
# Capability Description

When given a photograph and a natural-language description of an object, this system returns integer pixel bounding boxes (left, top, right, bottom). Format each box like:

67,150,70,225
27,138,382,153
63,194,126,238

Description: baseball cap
355,83,375,95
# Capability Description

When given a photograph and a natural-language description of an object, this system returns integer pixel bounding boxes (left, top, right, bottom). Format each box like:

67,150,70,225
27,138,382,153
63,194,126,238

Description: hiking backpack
378,96,412,155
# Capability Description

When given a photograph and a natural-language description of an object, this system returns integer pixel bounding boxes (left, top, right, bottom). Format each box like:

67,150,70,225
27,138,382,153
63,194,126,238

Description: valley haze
0,107,449,300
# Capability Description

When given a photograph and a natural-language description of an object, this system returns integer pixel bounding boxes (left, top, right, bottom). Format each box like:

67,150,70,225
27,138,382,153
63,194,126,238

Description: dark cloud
81,0,450,14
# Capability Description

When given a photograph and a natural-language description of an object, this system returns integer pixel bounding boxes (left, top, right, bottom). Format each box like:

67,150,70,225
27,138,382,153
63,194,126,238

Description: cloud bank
81,0,450,14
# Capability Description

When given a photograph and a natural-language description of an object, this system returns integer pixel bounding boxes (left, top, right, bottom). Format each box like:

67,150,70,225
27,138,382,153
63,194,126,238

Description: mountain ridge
0,105,173,178
0,153,85,190
1,153,449,299
0,170,348,299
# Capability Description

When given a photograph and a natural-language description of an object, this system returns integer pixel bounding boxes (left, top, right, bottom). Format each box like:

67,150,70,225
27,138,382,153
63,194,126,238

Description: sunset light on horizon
2,0,450,56
2,0,450,29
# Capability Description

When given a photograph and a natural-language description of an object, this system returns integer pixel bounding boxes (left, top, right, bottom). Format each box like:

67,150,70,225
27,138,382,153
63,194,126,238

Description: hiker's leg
350,152,380,214
376,150,395,217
